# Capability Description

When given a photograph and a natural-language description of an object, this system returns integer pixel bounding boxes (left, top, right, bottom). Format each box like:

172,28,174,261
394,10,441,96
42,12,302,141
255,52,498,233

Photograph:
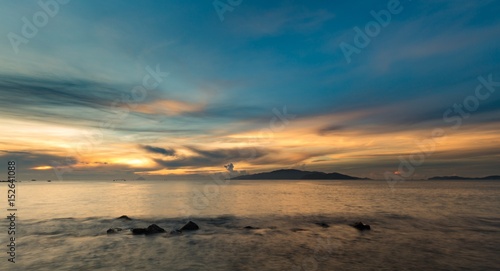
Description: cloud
154,146,270,169
0,151,78,169
0,151,79,180
140,145,176,156
224,162,235,172
132,99,205,116
0,74,131,125
0,73,223,133
0,75,120,107
318,125,346,135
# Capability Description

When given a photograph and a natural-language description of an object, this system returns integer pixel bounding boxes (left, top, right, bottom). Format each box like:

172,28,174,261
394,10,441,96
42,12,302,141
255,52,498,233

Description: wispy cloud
140,145,176,156
153,146,270,169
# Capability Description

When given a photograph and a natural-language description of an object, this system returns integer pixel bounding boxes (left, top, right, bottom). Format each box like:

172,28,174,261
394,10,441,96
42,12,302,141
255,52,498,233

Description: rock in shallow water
106,228,123,234
351,222,371,231
180,221,199,231
146,224,166,234
244,226,259,230
132,224,166,235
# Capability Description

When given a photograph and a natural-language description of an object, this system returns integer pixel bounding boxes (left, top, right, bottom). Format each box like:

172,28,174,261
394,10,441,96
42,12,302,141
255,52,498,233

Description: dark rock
315,222,330,228
145,224,166,234
132,224,166,235
117,215,132,221
180,221,199,231
351,222,371,231
132,228,147,235
106,228,123,234
244,226,259,230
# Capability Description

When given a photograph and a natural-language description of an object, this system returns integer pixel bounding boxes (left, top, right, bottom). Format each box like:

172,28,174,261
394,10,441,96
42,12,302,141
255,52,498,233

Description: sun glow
32,166,52,170
110,158,153,167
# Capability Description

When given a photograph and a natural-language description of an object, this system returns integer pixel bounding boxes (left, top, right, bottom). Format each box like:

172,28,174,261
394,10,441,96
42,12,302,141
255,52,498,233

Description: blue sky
0,0,499,180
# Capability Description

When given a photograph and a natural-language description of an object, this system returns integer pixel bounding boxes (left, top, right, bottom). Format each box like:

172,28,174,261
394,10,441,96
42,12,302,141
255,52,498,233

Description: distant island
231,169,370,180
428,175,500,180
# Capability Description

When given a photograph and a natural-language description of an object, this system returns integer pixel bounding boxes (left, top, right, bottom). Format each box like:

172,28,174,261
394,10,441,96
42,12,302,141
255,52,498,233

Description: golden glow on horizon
137,168,188,175
110,158,154,167
0,117,85,153
32,166,52,170
3,111,500,177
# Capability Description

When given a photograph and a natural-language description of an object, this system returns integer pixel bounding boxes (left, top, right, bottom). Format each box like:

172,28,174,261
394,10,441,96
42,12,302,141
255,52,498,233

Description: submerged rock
170,229,182,235
351,222,371,231
180,221,199,231
117,215,132,221
106,228,123,234
132,224,166,235
244,226,259,230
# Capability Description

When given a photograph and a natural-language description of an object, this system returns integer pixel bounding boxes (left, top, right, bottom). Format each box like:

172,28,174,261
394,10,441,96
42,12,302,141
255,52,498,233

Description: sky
0,0,499,181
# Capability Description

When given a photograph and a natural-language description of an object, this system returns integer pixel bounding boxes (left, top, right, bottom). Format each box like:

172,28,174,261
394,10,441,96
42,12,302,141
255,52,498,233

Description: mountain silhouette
231,169,369,180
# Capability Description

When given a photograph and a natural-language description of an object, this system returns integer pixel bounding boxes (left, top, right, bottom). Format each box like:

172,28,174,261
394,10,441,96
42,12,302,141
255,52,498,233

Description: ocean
0,180,499,270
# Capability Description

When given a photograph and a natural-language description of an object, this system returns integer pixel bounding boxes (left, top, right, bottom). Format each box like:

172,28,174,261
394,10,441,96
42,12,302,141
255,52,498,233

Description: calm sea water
0,180,499,270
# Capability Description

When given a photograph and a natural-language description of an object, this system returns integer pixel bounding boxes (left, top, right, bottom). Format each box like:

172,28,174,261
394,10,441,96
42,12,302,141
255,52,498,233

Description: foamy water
0,180,499,270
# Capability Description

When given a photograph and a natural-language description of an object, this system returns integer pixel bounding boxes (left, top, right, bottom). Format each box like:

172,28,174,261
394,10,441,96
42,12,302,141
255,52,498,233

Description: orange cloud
131,99,205,116
31,166,52,170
